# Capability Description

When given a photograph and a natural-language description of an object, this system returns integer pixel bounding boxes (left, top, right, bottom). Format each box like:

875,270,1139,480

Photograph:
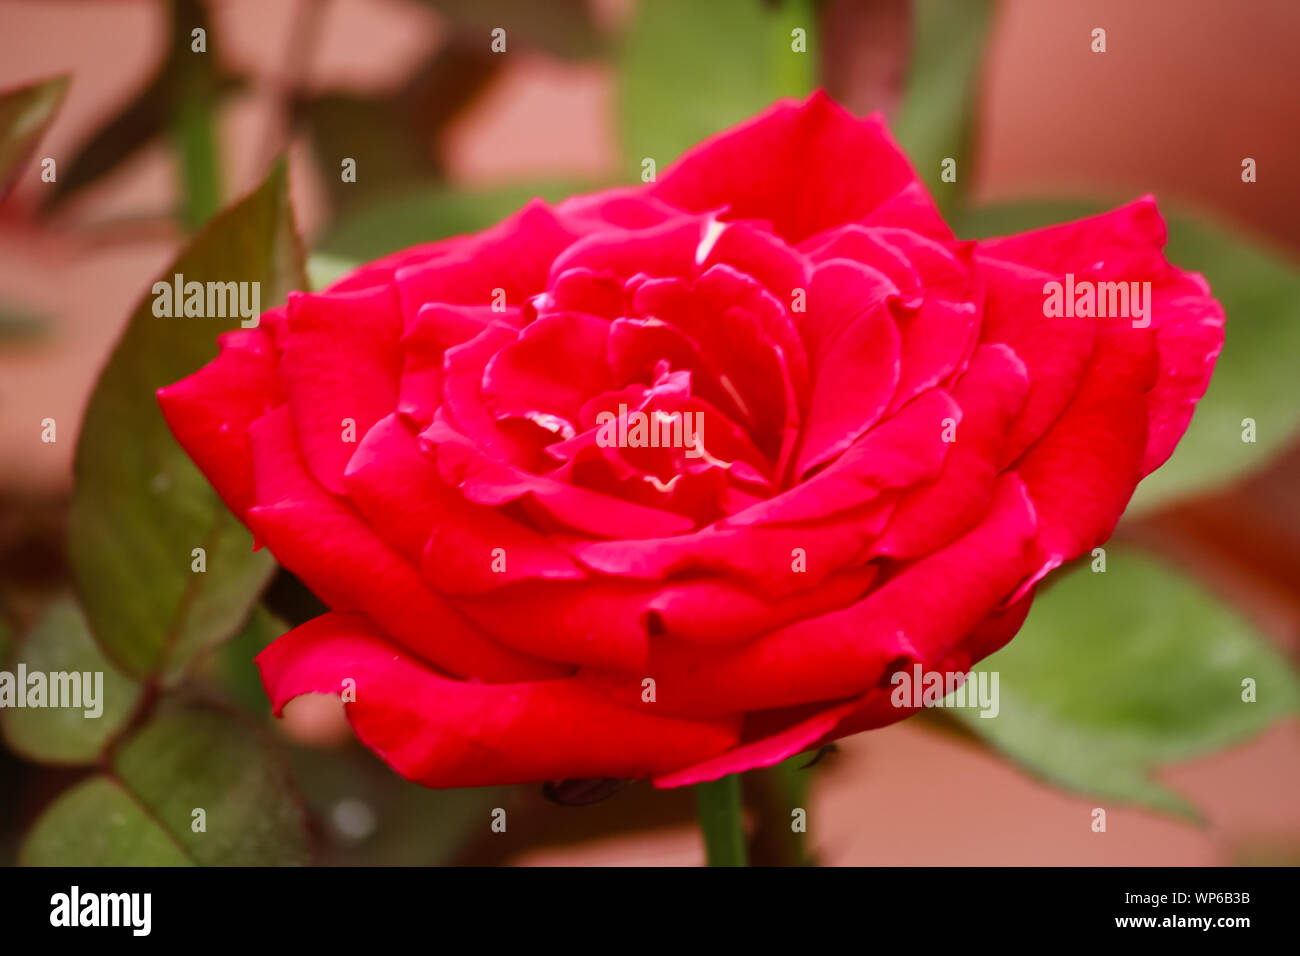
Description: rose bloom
159,93,1223,789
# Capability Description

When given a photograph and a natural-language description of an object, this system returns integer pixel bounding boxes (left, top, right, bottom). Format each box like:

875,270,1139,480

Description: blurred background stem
169,0,221,231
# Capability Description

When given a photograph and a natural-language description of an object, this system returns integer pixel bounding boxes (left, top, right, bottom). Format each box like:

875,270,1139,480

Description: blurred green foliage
952,547,1300,817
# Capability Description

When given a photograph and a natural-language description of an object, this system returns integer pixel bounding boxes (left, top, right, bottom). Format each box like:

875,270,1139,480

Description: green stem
172,90,220,231
170,0,221,231
694,775,748,866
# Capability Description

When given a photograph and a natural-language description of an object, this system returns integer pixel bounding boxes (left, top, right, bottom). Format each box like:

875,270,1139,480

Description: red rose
158,92,1223,788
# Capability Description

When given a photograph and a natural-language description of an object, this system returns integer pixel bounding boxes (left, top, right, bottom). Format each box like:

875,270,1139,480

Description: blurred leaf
319,179,589,262
0,74,68,200
889,0,993,212
0,597,142,765
21,701,310,865
112,701,310,864
20,777,192,866
958,201,1300,513
420,0,602,59
952,547,1300,817
618,0,817,177
67,159,305,682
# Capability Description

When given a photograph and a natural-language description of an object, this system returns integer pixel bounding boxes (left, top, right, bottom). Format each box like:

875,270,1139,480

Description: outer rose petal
652,700,860,789
156,328,279,519
977,257,1096,466
257,612,739,788
872,344,1030,560
807,593,1036,747
979,197,1224,473
610,473,1039,717
654,588,1038,788
280,285,403,493
652,90,944,245
247,406,562,682
394,200,579,318
1014,324,1156,570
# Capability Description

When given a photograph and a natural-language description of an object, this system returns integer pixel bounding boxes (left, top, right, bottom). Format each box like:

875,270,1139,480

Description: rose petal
872,344,1030,560
482,310,614,435
794,258,902,474
248,406,562,682
156,328,279,519
614,473,1039,717
257,612,739,787
280,284,404,493
651,90,937,245
394,199,579,319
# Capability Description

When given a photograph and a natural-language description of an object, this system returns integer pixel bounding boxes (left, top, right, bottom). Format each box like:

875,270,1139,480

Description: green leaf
170,0,222,230
20,701,309,865
67,159,305,683
0,74,68,199
889,0,993,212
112,701,310,864
951,547,1300,817
20,777,193,866
1,596,142,765
618,0,816,178
318,180,589,262
958,201,1300,513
